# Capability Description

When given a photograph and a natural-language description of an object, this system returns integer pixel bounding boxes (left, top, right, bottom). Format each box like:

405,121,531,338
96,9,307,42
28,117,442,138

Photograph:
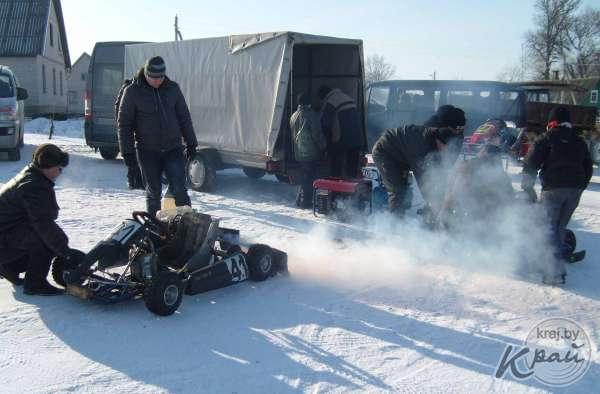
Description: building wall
35,0,67,115
67,54,90,115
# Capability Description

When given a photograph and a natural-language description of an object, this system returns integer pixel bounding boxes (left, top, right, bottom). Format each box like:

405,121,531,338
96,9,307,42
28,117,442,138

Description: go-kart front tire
246,244,274,281
144,271,184,316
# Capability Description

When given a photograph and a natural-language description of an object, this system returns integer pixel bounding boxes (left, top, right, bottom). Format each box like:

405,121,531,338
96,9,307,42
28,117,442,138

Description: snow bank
25,117,84,139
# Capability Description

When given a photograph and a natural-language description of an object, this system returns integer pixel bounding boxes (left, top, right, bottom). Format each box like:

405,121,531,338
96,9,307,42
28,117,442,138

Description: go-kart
52,208,287,316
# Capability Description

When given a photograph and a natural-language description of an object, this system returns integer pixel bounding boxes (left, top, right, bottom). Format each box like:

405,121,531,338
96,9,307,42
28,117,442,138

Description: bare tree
561,7,600,78
365,54,396,86
525,0,582,79
497,63,527,82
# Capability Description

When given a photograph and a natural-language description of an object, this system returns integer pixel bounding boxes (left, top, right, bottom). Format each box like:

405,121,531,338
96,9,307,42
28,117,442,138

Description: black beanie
547,106,571,124
144,56,166,78
33,144,69,169
438,106,466,128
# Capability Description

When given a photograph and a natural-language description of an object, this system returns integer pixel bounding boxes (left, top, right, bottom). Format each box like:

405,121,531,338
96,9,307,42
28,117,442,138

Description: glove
184,145,197,162
122,153,137,168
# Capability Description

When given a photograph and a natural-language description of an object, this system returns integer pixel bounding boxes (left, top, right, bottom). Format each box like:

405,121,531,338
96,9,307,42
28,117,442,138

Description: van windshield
0,74,14,98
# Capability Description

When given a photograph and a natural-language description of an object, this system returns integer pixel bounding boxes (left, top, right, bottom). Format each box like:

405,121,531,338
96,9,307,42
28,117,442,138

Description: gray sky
62,0,596,80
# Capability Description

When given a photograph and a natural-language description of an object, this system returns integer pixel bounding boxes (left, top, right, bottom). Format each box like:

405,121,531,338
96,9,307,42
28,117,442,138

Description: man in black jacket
522,107,593,285
118,56,198,216
0,144,81,295
371,105,466,218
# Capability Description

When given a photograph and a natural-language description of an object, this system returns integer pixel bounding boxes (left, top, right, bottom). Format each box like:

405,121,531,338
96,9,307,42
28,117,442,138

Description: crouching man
0,144,83,295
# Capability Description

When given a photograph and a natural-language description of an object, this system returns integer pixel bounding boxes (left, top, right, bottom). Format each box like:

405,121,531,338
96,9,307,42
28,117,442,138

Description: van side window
368,86,390,114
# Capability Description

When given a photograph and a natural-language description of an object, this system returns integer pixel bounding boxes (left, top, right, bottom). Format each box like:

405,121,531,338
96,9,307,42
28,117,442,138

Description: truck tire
246,244,274,281
187,151,216,192
243,167,266,179
99,147,119,160
7,148,20,161
144,271,184,316
591,141,600,165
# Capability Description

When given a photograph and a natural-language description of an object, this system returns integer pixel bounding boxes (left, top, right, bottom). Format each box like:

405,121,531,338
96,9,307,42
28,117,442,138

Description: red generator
313,178,372,220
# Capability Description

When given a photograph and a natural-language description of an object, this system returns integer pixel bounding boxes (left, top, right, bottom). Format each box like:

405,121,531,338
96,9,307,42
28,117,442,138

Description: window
49,23,54,47
42,64,47,94
591,90,598,104
81,73,86,81
0,74,14,97
52,68,56,95
368,86,390,113
60,71,63,96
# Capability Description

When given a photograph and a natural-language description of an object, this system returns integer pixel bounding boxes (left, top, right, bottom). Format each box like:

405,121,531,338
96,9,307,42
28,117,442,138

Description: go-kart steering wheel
132,211,167,237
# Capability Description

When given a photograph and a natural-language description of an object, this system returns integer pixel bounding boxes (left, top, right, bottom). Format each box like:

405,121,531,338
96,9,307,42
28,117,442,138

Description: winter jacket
117,69,197,155
523,126,593,191
320,89,365,151
0,165,69,257
291,105,327,162
372,125,462,207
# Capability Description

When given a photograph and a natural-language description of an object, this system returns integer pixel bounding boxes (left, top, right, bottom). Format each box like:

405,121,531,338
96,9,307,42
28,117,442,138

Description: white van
0,66,28,161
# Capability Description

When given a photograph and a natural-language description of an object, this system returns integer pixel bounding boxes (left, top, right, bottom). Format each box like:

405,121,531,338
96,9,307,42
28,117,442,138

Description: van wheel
7,148,20,161
99,148,119,160
187,151,216,192
243,167,266,179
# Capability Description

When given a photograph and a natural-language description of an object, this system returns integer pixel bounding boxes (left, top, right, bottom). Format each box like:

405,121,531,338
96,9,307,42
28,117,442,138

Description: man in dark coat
318,85,365,178
522,107,593,285
0,144,81,295
118,56,198,216
371,105,466,217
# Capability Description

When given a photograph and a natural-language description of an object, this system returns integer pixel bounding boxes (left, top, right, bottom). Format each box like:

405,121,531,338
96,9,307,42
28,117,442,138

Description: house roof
0,0,70,68
71,51,89,68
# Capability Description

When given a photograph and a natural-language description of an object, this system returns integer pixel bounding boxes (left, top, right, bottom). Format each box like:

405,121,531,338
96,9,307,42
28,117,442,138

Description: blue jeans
137,147,190,216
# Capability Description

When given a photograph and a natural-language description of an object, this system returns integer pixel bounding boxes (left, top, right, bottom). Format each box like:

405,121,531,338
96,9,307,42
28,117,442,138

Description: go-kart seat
156,211,215,269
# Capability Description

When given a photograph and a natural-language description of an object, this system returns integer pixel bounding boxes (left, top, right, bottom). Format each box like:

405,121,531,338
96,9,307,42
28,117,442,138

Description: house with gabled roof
66,52,89,115
0,0,71,116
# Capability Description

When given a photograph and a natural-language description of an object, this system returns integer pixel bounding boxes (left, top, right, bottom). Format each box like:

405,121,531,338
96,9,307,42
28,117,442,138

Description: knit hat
32,144,69,169
547,106,571,124
144,56,166,78
439,106,466,128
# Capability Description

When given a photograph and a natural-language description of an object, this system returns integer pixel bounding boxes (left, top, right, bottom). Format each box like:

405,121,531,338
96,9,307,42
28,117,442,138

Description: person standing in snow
291,92,327,208
318,85,365,178
522,107,593,285
371,105,466,218
0,144,84,295
117,56,198,217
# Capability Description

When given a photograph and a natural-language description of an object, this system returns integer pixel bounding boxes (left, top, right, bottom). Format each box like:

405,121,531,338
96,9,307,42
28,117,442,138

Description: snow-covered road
1,126,599,393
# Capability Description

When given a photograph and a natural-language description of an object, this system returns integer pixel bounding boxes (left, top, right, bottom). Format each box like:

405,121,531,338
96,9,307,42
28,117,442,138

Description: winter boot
24,280,65,296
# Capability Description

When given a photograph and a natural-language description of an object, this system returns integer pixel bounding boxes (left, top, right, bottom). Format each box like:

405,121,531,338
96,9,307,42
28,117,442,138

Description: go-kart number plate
105,219,143,244
225,255,248,282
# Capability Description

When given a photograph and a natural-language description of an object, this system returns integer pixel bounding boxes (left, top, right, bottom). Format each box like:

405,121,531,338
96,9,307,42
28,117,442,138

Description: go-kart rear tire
51,257,68,287
246,244,274,281
564,229,576,255
144,271,184,316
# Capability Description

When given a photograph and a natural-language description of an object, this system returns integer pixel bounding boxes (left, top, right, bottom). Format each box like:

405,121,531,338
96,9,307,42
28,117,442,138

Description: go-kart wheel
51,256,69,287
564,229,576,255
144,271,184,316
246,244,274,281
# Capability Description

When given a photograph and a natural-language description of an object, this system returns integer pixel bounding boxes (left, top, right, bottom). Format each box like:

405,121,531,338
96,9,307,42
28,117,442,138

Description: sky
62,0,596,81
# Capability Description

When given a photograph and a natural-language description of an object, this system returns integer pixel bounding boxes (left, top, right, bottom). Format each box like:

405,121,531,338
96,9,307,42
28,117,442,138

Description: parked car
0,66,28,161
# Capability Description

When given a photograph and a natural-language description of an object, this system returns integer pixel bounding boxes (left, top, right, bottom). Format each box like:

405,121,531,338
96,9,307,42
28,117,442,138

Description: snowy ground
1,120,599,393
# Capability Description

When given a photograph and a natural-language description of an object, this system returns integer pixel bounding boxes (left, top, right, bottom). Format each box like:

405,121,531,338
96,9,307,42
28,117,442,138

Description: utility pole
174,15,183,41
429,71,436,80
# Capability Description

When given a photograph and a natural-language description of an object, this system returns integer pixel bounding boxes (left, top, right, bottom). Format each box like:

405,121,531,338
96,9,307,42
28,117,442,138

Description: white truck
124,32,367,191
